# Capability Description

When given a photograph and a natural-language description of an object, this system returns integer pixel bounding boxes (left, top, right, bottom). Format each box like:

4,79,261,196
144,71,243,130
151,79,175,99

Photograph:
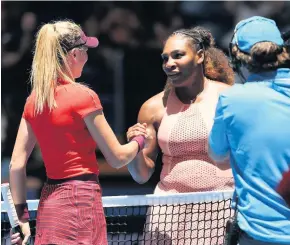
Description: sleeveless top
155,83,234,194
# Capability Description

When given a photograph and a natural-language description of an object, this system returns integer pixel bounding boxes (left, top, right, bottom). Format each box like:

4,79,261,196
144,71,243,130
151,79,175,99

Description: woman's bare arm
127,92,165,184
84,110,147,169
9,118,36,207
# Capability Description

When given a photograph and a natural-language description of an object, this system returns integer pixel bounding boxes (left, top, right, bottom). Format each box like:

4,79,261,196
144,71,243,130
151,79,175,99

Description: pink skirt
35,179,108,245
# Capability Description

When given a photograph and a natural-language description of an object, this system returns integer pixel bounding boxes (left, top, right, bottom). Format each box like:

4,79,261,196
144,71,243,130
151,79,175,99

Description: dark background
2,1,290,199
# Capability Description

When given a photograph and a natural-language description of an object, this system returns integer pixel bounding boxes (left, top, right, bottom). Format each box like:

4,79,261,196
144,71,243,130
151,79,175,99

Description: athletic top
155,82,234,194
23,80,102,179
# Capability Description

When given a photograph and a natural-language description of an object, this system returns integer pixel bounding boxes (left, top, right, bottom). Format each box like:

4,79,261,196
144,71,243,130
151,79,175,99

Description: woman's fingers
10,231,21,245
127,131,147,141
127,123,148,141
131,124,147,133
145,128,153,139
22,234,30,245
10,222,31,245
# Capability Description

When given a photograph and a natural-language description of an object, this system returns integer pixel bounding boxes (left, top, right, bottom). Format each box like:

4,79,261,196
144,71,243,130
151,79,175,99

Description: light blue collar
246,68,290,97
247,68,290,83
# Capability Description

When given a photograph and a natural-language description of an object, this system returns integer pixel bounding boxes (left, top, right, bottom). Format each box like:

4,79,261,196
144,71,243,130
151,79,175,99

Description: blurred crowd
2,1,290,197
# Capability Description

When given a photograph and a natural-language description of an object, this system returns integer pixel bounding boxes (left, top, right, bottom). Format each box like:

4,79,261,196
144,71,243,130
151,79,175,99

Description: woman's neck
175,76,209,104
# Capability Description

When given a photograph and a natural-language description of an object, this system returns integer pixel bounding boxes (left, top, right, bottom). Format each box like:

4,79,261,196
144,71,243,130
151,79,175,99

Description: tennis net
1,190,234,245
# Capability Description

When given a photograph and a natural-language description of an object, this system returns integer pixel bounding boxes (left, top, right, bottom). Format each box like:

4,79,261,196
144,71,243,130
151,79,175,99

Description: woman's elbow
133,175,150,184
9,159,26,171
129,170,151,184
108,160,123,169
128,166,154,184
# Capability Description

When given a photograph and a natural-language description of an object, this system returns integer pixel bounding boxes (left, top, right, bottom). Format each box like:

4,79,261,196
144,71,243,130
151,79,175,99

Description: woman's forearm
8,118,36,222
108,141,140,169
127,152,155,184
84,111,148,169
9,118,36,205
9,163,27,205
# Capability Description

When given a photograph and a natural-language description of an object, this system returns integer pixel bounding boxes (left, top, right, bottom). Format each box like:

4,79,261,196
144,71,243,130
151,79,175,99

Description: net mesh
1,190,234,245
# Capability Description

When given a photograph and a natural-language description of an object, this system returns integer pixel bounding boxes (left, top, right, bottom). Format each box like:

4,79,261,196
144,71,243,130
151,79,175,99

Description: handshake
127,123,152,152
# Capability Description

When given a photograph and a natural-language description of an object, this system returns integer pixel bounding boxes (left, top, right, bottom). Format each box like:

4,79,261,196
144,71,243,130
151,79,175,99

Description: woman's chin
169,78,186,87
74,72,82,79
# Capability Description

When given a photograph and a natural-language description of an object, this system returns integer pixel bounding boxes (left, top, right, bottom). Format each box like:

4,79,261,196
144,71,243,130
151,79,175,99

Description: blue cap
232,16,284,53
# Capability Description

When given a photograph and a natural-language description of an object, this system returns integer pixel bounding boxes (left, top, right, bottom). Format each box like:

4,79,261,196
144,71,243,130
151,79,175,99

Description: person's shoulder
23,91,36,120
67,83,102,116
209,81,231,98
138,91,165,123
218,82,266,109
65,83,100,103
66,83,97,95
214,81,232,92
220,81,267,97
219,83,245,98
140,91,165,113
65,83,102,110
24,91,35,107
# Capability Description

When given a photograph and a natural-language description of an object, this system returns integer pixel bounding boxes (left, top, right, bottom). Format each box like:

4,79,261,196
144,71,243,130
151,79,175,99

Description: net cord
1,190,234,211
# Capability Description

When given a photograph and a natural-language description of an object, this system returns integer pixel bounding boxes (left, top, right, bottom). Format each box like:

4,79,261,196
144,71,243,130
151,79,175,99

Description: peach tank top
155,83,234,194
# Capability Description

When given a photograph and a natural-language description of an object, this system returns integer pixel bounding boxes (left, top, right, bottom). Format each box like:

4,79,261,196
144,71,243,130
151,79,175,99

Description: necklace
190,98,196,104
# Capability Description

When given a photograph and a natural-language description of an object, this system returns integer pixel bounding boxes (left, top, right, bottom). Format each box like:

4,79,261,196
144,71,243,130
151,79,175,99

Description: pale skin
10,33,148,245
127,34,231,184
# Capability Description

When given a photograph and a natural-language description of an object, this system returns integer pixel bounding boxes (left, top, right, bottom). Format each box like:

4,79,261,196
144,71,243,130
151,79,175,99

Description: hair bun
172,26,216,49
282,30,290,46
193,26,215,48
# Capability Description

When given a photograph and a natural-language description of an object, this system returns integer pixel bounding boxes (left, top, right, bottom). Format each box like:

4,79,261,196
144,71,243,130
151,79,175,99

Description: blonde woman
10,20,148,245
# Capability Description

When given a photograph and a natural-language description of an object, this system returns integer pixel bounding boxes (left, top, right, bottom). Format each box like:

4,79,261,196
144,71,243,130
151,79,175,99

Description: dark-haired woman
209,16,290,245
126,26,235,245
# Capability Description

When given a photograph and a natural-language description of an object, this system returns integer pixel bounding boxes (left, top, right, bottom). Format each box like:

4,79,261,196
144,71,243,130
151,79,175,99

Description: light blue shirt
209,68,290,244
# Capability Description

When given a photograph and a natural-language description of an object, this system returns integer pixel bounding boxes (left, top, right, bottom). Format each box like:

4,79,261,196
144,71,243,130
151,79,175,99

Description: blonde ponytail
30,21,78,114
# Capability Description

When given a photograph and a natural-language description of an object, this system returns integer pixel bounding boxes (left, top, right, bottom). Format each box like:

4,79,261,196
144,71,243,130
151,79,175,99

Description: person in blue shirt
208,16,290,245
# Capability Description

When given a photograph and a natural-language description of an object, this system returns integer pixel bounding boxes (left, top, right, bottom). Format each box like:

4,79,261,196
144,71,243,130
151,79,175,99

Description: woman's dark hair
282,30,290,68
172,26,234,84
282,30,290,48
231,30,290,72
163,26,234,105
